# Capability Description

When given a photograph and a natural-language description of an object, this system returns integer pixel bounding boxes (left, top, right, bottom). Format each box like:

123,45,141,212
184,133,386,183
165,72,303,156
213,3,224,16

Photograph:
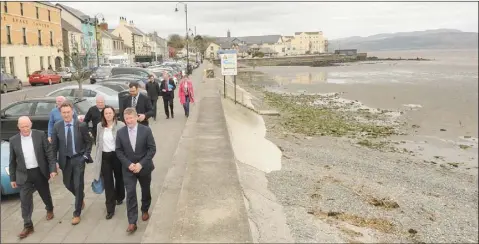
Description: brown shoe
81,200,85,210
46,211,54,220
71,216,81,225
18,227,34,239
126,224,137,233
142,212,150,221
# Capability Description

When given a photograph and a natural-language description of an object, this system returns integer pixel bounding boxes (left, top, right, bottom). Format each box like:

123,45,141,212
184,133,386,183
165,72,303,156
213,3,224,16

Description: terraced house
111,17,152,62
56,3,98,68
1,1,63,82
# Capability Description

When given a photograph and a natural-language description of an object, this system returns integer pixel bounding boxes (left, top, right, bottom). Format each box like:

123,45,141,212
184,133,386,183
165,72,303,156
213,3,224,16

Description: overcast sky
55,1,478,39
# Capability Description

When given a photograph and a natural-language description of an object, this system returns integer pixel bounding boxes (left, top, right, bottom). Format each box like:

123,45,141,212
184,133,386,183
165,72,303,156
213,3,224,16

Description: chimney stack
129,20,134,27
99,22,108,31
119,16,127,25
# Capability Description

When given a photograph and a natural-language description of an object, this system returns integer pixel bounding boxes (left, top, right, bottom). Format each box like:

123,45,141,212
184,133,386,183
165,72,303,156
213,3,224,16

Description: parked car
56,67,73,81
28,70,62,86
1,140,20,196
111,67,156,84
90,67,113,84
97,81,130,92
45,84,120,110
0,98,93,141
100,63,114,67
1,73,22,93
100,77,146,89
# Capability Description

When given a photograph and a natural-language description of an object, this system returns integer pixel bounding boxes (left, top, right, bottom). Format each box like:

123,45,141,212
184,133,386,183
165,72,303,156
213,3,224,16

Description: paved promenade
1,62,253,243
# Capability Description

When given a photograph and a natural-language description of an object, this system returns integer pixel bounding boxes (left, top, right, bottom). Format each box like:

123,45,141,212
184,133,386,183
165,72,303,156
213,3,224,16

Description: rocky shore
229,68,478,243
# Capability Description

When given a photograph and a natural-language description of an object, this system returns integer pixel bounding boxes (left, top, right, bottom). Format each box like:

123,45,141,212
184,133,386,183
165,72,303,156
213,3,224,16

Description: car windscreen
95,86,118,96
74,100,93,114
95,67,112,75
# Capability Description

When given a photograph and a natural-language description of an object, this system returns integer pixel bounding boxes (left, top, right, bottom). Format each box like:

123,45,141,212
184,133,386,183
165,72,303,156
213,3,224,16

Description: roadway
0,80,88,109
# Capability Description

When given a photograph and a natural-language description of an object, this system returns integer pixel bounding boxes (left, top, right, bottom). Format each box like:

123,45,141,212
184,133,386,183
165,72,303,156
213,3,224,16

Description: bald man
84,95,106,141
9,116,57,239
48,96,78,142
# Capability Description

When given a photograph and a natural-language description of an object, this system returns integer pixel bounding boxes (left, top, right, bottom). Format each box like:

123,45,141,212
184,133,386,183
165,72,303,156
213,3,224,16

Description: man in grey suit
115,107,156,233
51,101,92,225
9,116,57,239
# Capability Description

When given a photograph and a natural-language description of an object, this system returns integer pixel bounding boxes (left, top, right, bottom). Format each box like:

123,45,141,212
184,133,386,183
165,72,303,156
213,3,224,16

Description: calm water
255,49,478,139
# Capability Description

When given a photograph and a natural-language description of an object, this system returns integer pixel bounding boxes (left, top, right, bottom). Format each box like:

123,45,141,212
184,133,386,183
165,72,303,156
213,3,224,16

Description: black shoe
106,212,114,219
166,116,169,119
171,114,174,118
116,200,123,205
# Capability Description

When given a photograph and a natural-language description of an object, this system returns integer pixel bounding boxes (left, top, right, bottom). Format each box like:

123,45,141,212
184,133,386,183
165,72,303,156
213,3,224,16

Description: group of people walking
8,71,196,239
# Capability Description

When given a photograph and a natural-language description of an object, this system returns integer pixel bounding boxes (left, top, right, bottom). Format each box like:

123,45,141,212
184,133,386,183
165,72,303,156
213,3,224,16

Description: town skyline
54,1,478,39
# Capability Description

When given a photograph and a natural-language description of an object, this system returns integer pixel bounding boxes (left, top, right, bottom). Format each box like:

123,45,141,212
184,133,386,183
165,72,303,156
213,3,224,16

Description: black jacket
84,106,102,136
120,92,153,126
159,78,176,98
145,80,161,100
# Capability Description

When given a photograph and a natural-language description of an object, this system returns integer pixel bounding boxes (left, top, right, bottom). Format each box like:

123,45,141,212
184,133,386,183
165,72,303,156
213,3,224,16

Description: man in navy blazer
115,107,156,233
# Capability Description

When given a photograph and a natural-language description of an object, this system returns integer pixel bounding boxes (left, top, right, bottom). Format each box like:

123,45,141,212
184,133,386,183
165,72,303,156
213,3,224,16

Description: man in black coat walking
120,82,154,126
159,72,176,119
83,95,106,141
145,75,161,121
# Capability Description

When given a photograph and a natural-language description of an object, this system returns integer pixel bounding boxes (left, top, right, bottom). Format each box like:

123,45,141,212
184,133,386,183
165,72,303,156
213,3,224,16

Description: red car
29,70,62,86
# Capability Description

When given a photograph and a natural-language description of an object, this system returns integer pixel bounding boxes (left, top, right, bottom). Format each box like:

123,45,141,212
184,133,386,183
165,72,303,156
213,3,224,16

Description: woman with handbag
178,75,195,118
93,105,126,219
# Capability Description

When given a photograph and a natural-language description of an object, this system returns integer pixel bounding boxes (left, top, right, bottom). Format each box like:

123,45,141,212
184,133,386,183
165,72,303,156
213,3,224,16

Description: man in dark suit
121,81,154,126
9,116,57,239
51,101,92,225
145,75,161,121
159,71,176,119
115,107,156,233
83,95,105,141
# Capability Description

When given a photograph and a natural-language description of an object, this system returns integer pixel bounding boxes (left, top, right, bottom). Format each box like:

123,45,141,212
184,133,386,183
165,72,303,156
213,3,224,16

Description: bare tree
57,43,91,99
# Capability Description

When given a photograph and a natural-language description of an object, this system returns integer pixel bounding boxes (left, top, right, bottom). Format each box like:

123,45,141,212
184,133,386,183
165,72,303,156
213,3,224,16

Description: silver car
45,84,120,110
56,67,73,81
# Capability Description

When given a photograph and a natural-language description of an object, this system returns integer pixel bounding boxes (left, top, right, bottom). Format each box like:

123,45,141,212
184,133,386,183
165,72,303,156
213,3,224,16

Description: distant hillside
328,29,478,52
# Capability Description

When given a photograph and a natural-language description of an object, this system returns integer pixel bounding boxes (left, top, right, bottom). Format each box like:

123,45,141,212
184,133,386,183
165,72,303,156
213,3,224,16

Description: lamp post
175,2,189,73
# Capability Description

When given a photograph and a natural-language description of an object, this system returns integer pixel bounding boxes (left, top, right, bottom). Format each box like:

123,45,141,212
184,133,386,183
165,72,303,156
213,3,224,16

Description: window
49,31,53,46
34,102,56,115
0,57,6,73
3,1,7,13
20,3,23,15
95,86,116,96
9,57,14,76
6,26,11,44
210,46,213,51
73,89,96,97
22,28,27,45
25,57,29,76
49,89,72,97
47,56,51,68
36,7,39,19
40,56,44,70
48,10,51,21
38,30,42,45
4,103,34,117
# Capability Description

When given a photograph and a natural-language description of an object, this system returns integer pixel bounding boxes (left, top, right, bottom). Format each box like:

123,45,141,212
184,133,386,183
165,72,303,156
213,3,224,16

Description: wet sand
219,50,478,243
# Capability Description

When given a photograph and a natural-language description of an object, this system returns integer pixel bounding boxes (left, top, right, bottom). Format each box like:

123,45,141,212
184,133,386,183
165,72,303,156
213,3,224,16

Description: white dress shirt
21,132,39,169
102,127,116,152
128,124,138,152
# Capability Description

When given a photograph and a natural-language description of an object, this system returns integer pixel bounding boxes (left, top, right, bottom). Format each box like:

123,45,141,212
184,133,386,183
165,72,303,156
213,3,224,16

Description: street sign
219,49,237,76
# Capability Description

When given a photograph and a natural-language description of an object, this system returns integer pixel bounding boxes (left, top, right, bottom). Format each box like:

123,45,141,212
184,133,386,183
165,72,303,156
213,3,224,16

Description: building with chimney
56,3,98,67
147,32,168,62
1,1,63,82
111,17,152,62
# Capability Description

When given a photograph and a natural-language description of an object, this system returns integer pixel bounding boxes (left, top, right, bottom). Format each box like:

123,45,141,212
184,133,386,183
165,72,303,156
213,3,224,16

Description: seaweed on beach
263,91,396,138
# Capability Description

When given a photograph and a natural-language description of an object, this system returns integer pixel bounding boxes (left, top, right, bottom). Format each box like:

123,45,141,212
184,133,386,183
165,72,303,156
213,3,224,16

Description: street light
93,13,105,67
175,2,189,73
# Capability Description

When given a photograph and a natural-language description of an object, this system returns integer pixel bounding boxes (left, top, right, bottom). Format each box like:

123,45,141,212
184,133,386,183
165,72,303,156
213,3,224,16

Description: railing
215,75,264,114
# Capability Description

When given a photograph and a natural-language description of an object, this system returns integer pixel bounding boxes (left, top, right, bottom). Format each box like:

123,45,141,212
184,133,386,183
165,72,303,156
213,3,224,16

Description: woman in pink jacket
178,76,195,118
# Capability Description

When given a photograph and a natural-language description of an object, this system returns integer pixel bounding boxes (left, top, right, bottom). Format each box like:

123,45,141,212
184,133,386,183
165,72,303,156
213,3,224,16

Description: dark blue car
1,141,20,196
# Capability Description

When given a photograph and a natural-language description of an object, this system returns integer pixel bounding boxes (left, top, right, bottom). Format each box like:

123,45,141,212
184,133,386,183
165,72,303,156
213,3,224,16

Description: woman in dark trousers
94,106,126,219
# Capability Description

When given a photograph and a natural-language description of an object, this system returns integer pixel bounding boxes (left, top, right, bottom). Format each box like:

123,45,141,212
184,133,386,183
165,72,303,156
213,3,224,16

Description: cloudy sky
56,0,478,39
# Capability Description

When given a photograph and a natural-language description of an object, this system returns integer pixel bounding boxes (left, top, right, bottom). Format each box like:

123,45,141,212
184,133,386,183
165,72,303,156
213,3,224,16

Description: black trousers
101,151,125,213
162,95,174,117
18,167,53,228
123,170,152,224
150,98,158,120
64,156,85,217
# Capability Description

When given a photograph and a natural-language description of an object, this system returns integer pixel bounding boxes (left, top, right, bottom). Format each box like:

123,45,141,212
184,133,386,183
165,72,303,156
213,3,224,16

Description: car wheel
48,79,52,85
2,84,7,93
17,81,22,90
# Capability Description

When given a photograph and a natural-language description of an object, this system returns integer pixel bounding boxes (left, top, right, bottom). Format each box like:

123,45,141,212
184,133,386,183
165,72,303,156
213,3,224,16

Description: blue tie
66,124,73,157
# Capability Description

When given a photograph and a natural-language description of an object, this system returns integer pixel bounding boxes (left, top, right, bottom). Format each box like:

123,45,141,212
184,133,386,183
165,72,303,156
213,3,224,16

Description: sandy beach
219,50,478,243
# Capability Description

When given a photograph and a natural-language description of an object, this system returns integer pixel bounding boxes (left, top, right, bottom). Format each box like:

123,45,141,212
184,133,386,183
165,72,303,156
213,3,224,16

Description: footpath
141,62,252,243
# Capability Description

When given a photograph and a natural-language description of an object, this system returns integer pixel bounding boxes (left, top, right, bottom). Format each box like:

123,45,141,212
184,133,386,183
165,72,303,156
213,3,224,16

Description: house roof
294,31,321,35
61,19,82,33
101,30,122,40
125,26,145,36
216,35,281,45
56,3,90,22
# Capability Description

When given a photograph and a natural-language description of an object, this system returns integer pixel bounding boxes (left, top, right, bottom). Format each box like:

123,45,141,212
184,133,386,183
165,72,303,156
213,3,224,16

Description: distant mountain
328,29,478,52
